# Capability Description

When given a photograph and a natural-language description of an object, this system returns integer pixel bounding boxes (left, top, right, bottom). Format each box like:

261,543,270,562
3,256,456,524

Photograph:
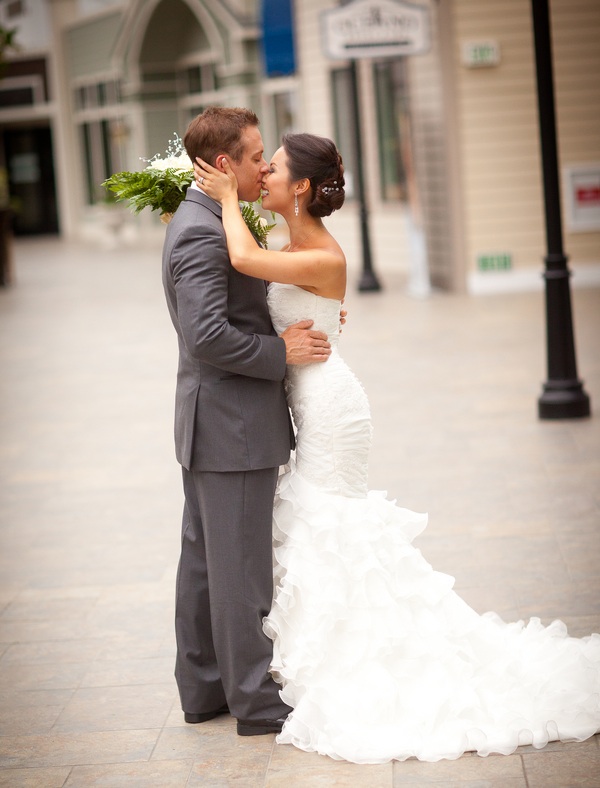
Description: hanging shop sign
321,0,430,60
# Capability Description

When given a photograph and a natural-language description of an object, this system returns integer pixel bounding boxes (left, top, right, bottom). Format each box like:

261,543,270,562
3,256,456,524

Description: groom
162,107,331,736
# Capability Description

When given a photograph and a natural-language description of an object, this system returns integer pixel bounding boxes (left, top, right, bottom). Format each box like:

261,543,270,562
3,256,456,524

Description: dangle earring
294,193,299,217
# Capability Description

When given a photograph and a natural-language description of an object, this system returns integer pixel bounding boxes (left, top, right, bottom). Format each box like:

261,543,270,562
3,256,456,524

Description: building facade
1,0,599,293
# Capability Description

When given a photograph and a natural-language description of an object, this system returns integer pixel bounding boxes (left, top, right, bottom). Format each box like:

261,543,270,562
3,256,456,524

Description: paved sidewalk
0,237,598,787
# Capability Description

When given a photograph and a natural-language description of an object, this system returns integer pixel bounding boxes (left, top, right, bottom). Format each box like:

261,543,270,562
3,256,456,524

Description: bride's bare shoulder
321,236,346,266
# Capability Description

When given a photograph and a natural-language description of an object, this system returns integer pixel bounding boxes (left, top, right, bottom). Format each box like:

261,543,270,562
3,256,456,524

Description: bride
194,133,600,764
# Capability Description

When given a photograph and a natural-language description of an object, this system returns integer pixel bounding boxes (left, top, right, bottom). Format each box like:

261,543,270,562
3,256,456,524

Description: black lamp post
349,60,381,292
530,0,591,418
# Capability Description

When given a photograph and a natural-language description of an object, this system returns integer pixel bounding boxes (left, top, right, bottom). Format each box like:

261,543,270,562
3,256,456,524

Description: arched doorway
117,0,231,161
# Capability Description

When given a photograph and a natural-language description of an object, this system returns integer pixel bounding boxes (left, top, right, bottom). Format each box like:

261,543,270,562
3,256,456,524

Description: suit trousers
175,466,290,721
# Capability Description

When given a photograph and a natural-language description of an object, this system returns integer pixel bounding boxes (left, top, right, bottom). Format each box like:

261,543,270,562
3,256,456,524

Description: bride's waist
286,353,368,410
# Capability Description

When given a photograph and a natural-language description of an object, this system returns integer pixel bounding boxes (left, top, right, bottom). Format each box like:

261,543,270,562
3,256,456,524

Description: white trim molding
468,263,600,295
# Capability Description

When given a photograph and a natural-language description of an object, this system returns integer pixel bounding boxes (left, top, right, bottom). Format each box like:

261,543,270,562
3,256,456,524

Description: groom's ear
216,155,227,171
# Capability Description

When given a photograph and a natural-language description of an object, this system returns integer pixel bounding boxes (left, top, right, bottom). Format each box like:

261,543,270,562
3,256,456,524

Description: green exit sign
462,40,501,68
477,252,512,271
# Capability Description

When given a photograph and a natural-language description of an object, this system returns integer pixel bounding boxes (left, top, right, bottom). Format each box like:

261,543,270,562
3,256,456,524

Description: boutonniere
102,134,274,244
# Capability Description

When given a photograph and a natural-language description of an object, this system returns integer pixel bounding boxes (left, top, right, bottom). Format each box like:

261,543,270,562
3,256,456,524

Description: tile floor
0,237,598,787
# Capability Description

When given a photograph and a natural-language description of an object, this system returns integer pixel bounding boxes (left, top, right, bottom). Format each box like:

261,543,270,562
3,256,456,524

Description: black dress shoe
236,716,286,736
184,704,229,724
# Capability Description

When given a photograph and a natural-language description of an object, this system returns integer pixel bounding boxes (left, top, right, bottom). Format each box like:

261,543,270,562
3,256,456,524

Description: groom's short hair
184,106,260,166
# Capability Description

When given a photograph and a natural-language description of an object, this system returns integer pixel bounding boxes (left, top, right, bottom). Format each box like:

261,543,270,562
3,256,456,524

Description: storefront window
74,79,125,204
373,59,408,202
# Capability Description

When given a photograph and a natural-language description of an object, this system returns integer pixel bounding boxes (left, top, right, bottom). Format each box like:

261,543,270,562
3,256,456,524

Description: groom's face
227,125,269,203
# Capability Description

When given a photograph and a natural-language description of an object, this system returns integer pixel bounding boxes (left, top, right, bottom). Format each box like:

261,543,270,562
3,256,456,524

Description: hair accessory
294,193,299,216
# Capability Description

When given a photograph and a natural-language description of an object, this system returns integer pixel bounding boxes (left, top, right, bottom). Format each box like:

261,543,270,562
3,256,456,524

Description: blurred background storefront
0,0,598,294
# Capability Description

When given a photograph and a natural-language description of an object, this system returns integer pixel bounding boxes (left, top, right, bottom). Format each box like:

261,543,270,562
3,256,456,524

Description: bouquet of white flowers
102,134,275,246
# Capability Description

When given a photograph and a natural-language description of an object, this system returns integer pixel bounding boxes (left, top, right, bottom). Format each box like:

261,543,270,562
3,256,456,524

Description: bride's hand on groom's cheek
195,157,238,198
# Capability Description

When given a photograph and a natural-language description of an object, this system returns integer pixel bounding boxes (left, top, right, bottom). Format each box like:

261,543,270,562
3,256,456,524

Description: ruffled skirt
264,465,600,764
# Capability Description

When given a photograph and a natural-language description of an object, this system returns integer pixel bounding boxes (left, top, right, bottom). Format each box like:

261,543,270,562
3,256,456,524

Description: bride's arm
195,158,345,292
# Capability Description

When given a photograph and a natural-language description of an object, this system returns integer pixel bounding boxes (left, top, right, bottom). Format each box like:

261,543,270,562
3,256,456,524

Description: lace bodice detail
267,284,372,497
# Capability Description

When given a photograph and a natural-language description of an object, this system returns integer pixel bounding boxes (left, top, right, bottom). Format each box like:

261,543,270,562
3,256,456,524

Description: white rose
147,153,193,172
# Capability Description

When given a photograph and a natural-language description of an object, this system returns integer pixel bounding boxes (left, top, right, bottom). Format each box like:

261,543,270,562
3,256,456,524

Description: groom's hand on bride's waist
281,320,331,365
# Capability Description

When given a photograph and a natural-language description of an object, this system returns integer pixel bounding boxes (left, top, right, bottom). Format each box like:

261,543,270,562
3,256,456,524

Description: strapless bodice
267,283,342,347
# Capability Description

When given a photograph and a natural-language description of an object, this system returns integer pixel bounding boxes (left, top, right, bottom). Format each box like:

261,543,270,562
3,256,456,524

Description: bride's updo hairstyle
282,133,345,217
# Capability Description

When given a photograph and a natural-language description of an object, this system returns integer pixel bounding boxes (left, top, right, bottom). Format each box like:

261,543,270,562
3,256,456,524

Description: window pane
374,60,409,202
86,84,98,108
187,66,201,94
101,119,112,181
108,119,127,173
179,64,217,95
0,86,34,106
187,104,211,122
272,91,295,140
81,124,95,205
75,86,86,110
200,64,215,92
7,1,24,19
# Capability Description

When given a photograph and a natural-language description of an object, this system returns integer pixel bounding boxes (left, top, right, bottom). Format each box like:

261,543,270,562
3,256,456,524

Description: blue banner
261,0,296,77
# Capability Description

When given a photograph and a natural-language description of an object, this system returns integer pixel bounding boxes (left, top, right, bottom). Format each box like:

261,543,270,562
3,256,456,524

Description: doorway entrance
2,125,59,235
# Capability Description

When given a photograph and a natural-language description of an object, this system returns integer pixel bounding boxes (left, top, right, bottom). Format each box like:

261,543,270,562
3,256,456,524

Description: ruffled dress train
264,283,600,764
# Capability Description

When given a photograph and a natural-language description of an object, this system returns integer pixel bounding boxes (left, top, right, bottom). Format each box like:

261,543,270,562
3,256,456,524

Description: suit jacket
162,187,294,471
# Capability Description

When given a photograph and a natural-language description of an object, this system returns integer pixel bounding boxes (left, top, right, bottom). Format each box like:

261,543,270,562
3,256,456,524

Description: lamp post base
358,269,382,292
538,379,591,419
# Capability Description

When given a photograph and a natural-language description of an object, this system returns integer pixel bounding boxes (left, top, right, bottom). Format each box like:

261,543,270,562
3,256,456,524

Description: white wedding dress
264,283,600,764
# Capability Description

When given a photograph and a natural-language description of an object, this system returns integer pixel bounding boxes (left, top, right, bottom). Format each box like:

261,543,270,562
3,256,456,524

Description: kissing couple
162,106,600,763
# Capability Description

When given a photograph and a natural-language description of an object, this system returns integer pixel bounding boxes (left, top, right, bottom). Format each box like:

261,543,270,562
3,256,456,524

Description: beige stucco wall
450,0,600,293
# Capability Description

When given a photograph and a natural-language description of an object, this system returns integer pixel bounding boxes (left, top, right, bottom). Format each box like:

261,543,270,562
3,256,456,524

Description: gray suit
162,187,293,720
